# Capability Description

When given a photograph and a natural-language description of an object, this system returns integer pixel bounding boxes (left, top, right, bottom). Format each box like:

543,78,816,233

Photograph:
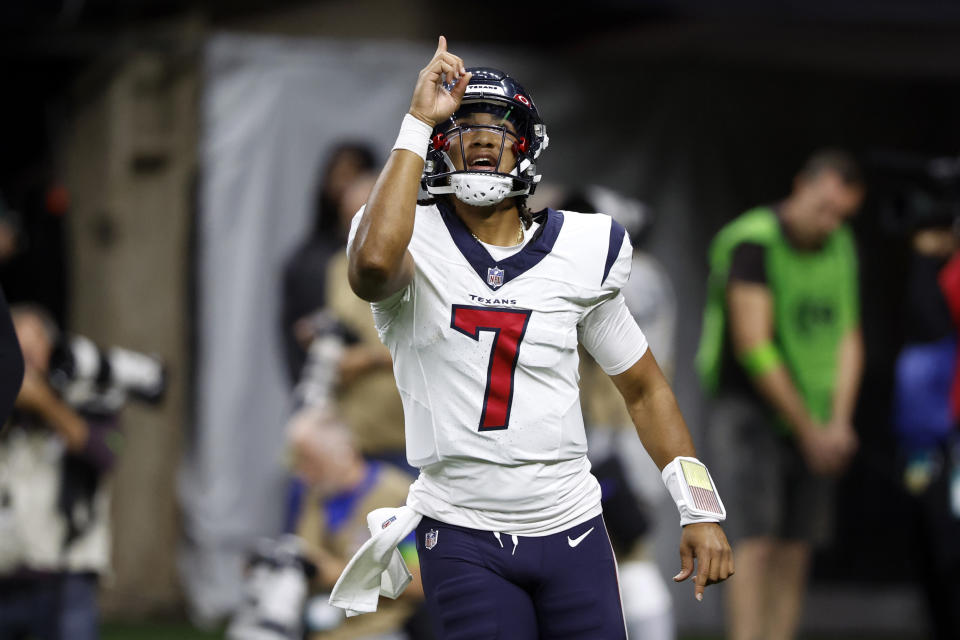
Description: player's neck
451,198,525,247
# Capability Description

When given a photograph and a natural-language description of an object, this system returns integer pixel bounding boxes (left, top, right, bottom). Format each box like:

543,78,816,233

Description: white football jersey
348,202,648,535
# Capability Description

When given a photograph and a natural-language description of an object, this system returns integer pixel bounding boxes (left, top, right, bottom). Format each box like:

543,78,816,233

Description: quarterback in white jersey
343,37,733,638
349,199,644,536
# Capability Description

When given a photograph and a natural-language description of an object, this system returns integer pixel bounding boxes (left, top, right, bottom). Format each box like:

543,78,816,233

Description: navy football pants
415,514,627,640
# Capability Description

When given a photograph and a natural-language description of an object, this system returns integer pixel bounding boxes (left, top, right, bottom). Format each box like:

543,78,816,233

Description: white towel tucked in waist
328,506,422,617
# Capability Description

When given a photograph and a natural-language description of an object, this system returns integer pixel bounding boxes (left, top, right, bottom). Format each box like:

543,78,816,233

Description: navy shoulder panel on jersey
437,202,564,291
602,219,627,286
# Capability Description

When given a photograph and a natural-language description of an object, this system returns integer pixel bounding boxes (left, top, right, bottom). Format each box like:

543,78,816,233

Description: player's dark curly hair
517,196,533,229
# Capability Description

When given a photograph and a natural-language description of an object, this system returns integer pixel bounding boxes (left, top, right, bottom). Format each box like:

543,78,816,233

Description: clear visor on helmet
440,100,526,136
439,102,527,175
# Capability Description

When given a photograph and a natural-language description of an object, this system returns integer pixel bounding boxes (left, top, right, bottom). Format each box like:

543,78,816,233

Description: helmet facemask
423,99,542,207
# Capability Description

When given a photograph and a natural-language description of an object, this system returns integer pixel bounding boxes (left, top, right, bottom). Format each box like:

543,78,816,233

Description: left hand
673,522,734,601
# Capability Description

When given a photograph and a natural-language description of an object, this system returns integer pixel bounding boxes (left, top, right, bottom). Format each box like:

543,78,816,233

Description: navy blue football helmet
422,67,549,207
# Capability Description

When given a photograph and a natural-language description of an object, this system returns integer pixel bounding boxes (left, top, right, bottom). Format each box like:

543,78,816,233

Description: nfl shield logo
487,267,505,288
424,529,439,550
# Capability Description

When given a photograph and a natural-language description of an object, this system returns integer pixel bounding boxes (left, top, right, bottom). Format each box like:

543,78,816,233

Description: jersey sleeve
577,217,647,375
600,219,633,294
578,292,649,376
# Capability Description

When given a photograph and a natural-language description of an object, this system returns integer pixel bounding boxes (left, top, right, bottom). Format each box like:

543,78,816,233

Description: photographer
0,304,121,640
228,407,426,640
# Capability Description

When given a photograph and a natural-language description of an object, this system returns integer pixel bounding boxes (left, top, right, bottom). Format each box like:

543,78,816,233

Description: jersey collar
437,201,563,291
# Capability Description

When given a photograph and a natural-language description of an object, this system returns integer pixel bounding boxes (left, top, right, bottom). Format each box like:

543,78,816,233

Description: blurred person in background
287,407,426,640
289,167,411,475
0,305,121,640
258,158,418,639
893,217,960,639
321,172,411,474
282,142,378,385
697,150,865,640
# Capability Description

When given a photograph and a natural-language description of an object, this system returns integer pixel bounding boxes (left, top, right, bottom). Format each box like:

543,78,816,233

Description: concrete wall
65,45,198,616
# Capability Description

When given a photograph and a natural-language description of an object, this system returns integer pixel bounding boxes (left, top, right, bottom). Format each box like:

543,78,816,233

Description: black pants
0,577,60,640
415,514,626,640
0,573,99,640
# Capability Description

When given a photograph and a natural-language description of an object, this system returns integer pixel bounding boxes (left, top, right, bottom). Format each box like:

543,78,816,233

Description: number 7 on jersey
450,305,532,431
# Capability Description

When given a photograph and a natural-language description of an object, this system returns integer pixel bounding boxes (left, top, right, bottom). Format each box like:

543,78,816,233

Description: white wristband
393,113,433,161
661,456,726,527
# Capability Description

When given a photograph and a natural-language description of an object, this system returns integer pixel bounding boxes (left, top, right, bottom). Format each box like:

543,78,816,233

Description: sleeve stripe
602,219,627,285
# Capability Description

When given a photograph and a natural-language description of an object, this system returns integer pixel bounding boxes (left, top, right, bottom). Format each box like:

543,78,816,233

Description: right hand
796,425,855,476
409,36,472,128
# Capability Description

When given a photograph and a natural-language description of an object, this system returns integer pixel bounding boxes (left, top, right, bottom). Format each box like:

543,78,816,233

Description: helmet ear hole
512,137,528,155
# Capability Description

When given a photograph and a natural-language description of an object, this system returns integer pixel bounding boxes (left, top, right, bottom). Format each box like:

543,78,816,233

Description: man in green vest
696,150,865,640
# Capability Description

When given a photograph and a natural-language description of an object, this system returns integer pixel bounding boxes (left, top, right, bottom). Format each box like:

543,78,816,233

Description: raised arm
348,36,471,301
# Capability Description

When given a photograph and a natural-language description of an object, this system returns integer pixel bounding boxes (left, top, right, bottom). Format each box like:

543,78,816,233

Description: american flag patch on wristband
680,459,723,515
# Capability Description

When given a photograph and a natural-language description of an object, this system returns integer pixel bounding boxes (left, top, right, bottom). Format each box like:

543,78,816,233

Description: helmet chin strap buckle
450,173,513,207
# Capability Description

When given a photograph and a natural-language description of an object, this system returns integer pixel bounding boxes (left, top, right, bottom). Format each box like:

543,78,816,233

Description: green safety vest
695,207,859,422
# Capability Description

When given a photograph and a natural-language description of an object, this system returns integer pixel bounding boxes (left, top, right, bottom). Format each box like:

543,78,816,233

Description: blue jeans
59,573,99,640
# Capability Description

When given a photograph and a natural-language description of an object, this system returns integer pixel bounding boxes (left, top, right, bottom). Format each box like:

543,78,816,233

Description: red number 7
450,305,532,431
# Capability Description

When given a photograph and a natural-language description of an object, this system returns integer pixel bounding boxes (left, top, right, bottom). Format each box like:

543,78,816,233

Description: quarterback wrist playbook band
393,113,433,161
661,456,727,526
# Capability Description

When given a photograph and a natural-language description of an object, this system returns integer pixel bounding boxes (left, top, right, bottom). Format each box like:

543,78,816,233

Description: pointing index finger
436,35,447,56
694,556,711,602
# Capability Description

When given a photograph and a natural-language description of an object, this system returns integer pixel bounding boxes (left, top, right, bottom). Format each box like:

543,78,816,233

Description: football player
345,36,733,638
